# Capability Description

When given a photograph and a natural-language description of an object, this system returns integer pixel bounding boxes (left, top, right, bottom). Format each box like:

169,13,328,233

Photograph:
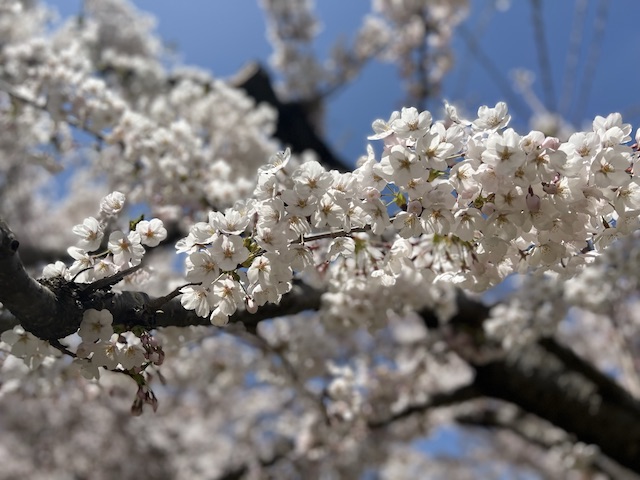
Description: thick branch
456,405,640,480
368,383,481,429
472,341,640,472
100,281,324,331
0,215,325,339
538,336,640,413
420,294,640,473
232,62,350,172
456,405,567,452
0,219,83,339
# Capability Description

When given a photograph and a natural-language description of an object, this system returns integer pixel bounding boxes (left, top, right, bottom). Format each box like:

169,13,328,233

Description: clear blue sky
48,1,640,167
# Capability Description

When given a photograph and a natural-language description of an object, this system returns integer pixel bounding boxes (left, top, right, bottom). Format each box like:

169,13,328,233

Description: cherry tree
0,0,639,478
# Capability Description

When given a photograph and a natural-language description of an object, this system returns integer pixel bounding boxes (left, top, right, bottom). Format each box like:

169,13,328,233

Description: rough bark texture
434,297,640,473
0,219,83,340
473,339,640,473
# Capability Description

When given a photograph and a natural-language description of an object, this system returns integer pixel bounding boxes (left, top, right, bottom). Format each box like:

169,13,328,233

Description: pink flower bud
363,187,381,202
526,193,541,212
541,136,561,150
407,200,422,216
481,202,495,216
245,296,258,314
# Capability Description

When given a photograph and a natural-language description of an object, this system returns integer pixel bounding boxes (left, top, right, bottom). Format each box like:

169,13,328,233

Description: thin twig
49,339,77,358
297,227,369,244
0,78,107,143
530,0,556,112
559,0,588,117
146,282,199,312
574,0,611,124
458,24,529,119
79,263,143,294
368,383,481,429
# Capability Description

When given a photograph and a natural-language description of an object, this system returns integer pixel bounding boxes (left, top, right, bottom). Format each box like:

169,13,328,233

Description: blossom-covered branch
1,1,640,476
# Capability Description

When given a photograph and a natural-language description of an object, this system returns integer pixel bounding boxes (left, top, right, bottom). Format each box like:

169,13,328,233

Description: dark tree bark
232,62,351,172
422,297,640,473
473,338,640,473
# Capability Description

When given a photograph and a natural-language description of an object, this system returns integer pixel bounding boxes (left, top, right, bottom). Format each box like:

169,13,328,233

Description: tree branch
0,217,326,338
457,404,640,480
0,218,83,340
419,293,640,473
471,338,640,473
368,383,482,430
103,280,325,331
231,62,351,172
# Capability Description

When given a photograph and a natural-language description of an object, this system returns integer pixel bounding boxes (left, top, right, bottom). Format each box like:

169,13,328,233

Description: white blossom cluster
260,0,469,105
16,190,169,380
565,229,640,314
0,0,280,235
75,309,163,382
372,0,469,101
42,191,167,284
0,325,56,369
368,102,638,284
260,0,323,99
176,144,456,327
260,0,392,101
484,274,568,351
176,101,640,333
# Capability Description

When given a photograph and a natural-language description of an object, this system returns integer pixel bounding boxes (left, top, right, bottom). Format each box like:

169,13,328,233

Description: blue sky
48,1,640,167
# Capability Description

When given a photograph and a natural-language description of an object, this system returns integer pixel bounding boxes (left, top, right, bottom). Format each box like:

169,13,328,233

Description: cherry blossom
99,191,126,217
180,285,215,318
1,1,640,477
78,309,114,344
135,218,168,247
71,217,104,252
108,231,145,267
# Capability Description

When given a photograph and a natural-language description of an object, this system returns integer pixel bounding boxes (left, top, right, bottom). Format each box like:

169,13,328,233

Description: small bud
407,200,422,216
541,136,561,150
481,202,495,216
245,296,258,314
131,397,143,416
526,193,541,212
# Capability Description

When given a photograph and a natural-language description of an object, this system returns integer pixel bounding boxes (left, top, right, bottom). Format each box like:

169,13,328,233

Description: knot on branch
0,219,19,257
36,276,156,337
33,276,86,340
